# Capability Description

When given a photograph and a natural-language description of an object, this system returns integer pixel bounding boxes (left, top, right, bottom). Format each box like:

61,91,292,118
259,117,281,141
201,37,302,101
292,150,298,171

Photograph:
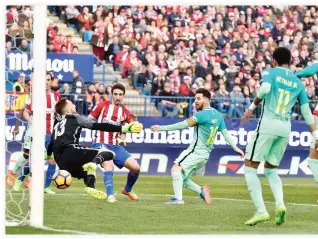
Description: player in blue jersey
151,88,244,205
241,47,318,226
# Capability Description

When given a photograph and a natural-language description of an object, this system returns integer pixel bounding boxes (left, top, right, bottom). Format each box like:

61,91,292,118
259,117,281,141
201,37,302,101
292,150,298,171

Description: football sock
244,166,267,214
183,178,201,194
307,158,318,183
12,154,28,174
264,168,284,207
124,171,139,192
104,171,114,196
84,174,96,188
18,162,30,181
172,171,183,200
45,163,56,188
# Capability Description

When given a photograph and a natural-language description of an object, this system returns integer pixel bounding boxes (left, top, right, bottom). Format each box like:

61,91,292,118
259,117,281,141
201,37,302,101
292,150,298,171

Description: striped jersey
89,101,135,145
25,91,60,134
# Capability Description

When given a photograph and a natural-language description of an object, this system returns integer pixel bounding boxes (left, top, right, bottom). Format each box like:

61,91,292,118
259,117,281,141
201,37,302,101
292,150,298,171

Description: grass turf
6,175,318,234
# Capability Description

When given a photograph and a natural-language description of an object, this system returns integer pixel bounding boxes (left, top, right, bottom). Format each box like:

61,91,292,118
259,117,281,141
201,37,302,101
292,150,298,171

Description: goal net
5,5,46,227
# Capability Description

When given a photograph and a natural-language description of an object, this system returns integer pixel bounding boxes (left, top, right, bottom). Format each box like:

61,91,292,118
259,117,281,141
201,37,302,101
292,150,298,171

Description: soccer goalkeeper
47,98,143,202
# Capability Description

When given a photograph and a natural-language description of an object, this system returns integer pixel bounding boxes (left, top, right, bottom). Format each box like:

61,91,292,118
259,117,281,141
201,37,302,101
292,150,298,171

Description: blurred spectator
13,75,25,93
228,84,245,118
63,83,70,94
158,82,179,117
65,5,80,30
77,7,94,31
17,39,30,52
214,84,230,113
71,69,85,114
64,35,74,53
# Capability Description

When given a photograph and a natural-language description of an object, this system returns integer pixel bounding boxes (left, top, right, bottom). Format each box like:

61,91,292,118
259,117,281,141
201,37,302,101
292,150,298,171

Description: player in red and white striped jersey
8,72,60,194
89,83,141,200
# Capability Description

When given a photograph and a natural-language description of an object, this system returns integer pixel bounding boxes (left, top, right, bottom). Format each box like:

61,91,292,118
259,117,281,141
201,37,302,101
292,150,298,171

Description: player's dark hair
55,97,68,115
111,83,126,95
196,88,211,100
273,47,291,66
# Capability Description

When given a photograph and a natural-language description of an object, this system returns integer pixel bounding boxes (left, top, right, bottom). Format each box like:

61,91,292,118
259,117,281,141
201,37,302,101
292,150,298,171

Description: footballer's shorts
23,125,52,153
174,149,208,180
55,145,99,179
245,132,289,166
92,143,131,169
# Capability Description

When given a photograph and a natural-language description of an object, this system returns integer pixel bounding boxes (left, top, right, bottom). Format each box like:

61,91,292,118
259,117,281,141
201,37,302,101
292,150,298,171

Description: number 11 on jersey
275,88,290,116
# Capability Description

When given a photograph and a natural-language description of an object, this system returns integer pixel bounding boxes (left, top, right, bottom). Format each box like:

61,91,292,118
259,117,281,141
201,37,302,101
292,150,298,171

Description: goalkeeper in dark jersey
47,98,143,202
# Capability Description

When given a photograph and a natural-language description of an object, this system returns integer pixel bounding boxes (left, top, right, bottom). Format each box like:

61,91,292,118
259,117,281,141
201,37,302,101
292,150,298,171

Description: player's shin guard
264,168,284,207
93,151,114,165
18,162,30,181
45,163,56,188
84,173,96,188
244,166,267,215
104,171,114,196
171,171,183,201
124,171,139,192
307,158,318,183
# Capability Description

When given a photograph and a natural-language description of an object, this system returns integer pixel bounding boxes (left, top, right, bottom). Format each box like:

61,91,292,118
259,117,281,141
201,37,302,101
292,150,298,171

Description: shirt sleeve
260,69,272,85
89,102,104,119
218,116,226,131
296,63,318,78
191,111,206,125
298,86,309,106
123,106,137,123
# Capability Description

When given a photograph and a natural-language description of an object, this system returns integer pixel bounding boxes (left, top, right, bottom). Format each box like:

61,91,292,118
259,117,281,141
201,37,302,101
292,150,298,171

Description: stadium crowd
5,5,318,118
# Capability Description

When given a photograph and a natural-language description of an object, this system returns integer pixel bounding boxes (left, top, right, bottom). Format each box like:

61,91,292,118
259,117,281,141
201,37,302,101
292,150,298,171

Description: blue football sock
44,163,56,188
124,171,139,192
104,171,114,196
18,162,30,181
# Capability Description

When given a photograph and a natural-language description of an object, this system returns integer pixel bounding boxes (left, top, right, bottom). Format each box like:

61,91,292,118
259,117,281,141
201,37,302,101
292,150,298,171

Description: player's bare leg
244,159,269,226
122,157,140,200
264,161,286,226
165,164,184,205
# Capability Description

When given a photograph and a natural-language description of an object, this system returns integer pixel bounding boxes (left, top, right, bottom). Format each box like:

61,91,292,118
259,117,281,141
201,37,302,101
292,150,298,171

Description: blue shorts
92,143,131,169
45,134,51,152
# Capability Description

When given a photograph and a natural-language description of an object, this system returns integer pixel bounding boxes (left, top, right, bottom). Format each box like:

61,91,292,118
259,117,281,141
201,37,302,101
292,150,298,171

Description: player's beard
195,103,204,111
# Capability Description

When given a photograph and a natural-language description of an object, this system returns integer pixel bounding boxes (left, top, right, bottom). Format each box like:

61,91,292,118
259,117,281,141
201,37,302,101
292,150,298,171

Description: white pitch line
37,226,101,235
48,192,318,207
94,181,318,187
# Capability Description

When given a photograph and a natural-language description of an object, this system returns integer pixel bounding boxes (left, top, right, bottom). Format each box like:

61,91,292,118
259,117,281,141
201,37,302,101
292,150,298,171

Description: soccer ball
52,170,72,189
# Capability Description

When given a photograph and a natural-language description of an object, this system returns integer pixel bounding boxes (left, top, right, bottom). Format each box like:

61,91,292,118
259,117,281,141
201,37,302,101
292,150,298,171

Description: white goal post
29,5,47,227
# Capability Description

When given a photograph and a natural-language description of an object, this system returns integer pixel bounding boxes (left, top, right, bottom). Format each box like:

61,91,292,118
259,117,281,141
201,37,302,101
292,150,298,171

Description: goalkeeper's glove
122,122,143,133
45,153,54,161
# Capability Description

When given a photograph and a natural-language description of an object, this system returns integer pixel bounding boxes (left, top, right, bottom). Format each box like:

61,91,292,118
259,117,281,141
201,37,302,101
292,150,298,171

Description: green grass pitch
6,175,318,234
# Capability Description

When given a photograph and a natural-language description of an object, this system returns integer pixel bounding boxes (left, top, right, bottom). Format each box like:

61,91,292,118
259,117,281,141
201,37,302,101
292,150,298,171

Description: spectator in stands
19,6,33,27
86,83,96,112
21,20,33,40
51,33,64,52
64,35,74,53
18,39,30,53
106,85,112,100
6,41,12,54
72,46,79,53
62,83,70,94
7,22,22,43
65,5,80,30
60,45,67,53
158,82,180,117
77,6,94,32
228,84,245,118
214,83,230,114
91,19,105,65
71,69,85,114
114,45,129,71
105,35,121,63
13,75,25,94
242,85,251,112
179,76,192,97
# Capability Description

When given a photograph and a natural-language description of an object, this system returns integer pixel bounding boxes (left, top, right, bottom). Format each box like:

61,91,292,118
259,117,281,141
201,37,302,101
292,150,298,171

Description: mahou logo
7,52,74,73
